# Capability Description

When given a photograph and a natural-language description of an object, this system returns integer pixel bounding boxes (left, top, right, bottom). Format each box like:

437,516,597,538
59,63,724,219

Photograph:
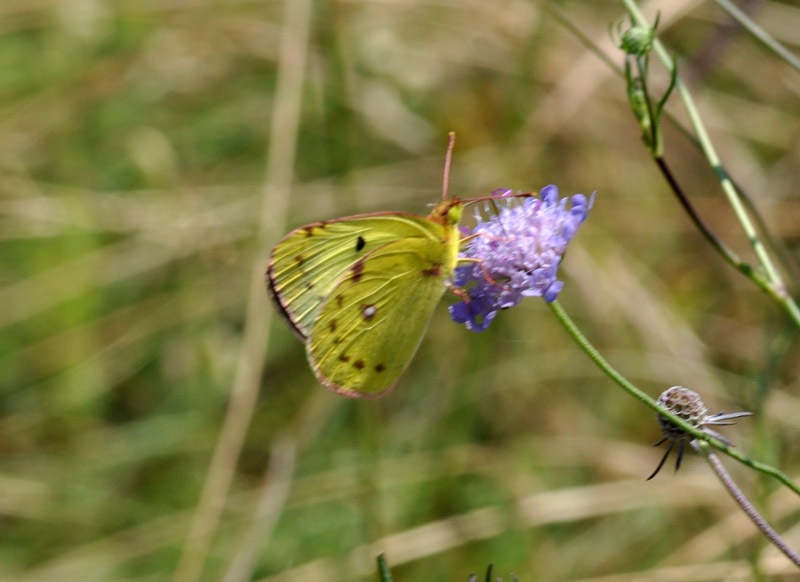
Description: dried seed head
656,386,708,440
648,386,751,480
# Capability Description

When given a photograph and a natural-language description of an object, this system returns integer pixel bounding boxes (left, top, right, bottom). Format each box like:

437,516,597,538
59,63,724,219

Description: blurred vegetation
1,0,799,580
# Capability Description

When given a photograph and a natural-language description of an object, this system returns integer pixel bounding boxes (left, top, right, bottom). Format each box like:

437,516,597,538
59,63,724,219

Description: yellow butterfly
267,134,463,398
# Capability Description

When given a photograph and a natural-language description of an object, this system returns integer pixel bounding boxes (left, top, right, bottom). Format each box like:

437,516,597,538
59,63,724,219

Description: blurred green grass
1,0,800,580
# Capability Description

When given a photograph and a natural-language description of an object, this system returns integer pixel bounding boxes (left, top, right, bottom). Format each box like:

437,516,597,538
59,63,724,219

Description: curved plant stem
544,0,799,296
621,0,800,330
693,440,800,568
653,156,780,303
548,300,800,497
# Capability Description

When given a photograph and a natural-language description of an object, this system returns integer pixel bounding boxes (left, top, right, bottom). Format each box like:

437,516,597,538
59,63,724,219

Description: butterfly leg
457,257,497,285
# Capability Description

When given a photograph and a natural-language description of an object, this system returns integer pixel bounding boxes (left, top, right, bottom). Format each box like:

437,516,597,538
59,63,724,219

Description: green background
1,0,798,580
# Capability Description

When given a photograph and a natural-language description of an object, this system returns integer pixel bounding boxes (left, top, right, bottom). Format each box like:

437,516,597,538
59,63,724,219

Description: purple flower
449,185,592,332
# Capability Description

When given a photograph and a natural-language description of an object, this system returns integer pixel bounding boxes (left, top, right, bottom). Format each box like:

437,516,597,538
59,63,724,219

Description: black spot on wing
303,222,328,237
421,262,442,277
351,259,365,283
375,363,385,373
355,236,366,252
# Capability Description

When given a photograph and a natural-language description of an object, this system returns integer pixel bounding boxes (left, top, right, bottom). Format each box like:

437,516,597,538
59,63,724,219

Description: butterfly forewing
268,212,447,339
307,229,458,397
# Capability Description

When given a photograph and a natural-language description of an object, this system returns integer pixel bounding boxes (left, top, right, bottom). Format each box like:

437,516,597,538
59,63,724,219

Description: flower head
648,386,752,480
449,185,592,332
620,24,655,57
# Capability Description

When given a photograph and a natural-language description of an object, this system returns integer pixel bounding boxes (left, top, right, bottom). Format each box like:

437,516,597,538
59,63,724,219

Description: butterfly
267,133,465,398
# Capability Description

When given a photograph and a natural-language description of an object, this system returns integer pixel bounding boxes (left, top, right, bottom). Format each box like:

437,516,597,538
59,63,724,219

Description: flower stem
653,156,782,304
692,440,800,568
376,553,393,582
548,299,800,497
621,0,800,329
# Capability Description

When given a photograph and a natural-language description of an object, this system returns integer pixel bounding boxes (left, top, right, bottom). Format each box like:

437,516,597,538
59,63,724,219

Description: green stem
376,553,393,582
548,299,800,497
621,0,800,329
545,0,800,299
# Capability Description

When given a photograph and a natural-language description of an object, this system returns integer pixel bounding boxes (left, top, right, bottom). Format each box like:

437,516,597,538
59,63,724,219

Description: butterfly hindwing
268,212,447,339
308,228,458,397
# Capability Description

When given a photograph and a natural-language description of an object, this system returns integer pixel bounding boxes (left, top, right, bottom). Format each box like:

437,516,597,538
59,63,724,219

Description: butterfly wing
307,224,459,398
267,213,447,339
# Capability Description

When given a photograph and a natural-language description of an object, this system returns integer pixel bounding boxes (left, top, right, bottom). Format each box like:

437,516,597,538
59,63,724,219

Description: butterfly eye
446,204,462,225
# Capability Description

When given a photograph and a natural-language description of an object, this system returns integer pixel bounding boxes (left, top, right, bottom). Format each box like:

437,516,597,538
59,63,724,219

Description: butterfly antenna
442,131,455,202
